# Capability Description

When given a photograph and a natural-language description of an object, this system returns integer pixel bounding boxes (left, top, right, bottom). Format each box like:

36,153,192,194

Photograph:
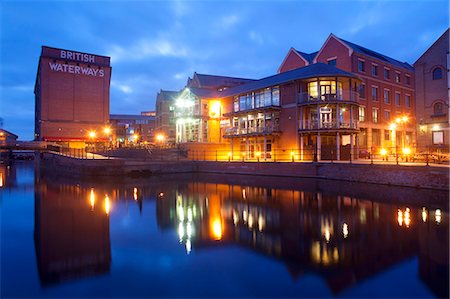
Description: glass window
405,75,411,85
359,107,365,122
433,68,443,80
395,92,400,106
384,110,391,121
328,59,336,66
169,106,175,111
264,88,272,106
372,108,378,123
405,95,411,107
239,95,247,111
385,130,390,141
395,73,401,83
359,84,366,98
272,87,280,106
433,131,444,144
372,65,378,76
234,97,239,112
384,68,390,79
308,82,318,98
358,60,365,72
384,90,390,104
434,102,444,115
372,86,378,101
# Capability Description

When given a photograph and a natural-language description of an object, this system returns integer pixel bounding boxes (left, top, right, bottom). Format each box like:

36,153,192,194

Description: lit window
432,68,443,80
372,108,378,123
359,107,365,122
395,73,401,83
432,131,444,145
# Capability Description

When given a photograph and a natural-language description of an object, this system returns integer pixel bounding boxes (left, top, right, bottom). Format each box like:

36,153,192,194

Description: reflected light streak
258,215,265,232
422,207,427,222
248,214,254,229
342,223,349,238
178,223,185,241
212,219,222,240
89,188,95,211
435,209,442,224
233,210,239,225
186,222,193,238
0,173,3,187
397,209,403,226
404,208,411,228
104,195,111,215
185,239,192,254
133,187,138,201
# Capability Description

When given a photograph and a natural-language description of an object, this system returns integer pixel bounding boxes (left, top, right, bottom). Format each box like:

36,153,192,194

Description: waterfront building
156,90,180,145
34,46,111,147
174,73,254,144
278,34,416,155
414,29,449,152
0,128,18,146
109,113,155,146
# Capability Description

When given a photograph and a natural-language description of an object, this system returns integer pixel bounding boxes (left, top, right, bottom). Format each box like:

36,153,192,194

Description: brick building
414,29,449,152
109,113,155,146
278,34,416,155
34,46,111,147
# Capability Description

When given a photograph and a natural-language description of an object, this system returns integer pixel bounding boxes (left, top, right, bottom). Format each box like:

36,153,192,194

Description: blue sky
0,0,448,140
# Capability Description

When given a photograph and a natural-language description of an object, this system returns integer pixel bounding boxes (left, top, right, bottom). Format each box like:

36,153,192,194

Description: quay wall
39,153,449,190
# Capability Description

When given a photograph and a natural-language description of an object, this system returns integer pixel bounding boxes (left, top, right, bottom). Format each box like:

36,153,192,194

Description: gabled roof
338,37,414,71
222,63,359,97
295,50,318,63
110,114,155,120
188,87,221,98
414,28,449,65
157,90,180,101
189,72,255,90
0,128,18,139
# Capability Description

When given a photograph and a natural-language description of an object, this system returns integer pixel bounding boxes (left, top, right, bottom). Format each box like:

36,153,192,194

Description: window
384,90,390,104
234,97,239,112
385,130,390,141
384,68,390,80
372,108,378,123
358,60,365,72
372,86,378,101
395,92,400,106
405,75,411,85
433,68,443,80
359,84,366,98
372,65,378,76
405,95,411,107
395,73,401,83
328,59,336,66
169,106,175,111
359,107,366,122
433,131,444,145
384,110,391,121
433,102,444,115
272,87,280,106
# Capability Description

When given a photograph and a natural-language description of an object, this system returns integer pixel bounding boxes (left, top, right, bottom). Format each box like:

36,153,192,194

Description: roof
157,90,180,101
414,28,449,65
295,50,318,64
189,73,255,89
188,87,221,98
0,128,19,139
221,63,359,97
338,37,414,71
109,114,155,120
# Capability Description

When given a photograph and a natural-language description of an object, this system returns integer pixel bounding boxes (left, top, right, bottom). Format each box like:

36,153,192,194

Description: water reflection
34,181,111,285
31,169,449,297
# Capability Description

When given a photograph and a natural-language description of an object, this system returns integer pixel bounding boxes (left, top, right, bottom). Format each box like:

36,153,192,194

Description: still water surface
1,161,448,298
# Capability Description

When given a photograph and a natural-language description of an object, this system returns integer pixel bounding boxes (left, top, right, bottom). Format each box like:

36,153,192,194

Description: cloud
218,14,240,29
107,38,189,63
249,31,264,45
111,80,133,94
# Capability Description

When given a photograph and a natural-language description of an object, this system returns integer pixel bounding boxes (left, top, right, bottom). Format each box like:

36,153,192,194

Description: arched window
433,102,444,115
432,67,443,80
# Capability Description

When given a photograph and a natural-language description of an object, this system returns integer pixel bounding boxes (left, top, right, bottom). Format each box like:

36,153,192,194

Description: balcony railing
298,91,360,104
224,125,280,136
300,120,358,131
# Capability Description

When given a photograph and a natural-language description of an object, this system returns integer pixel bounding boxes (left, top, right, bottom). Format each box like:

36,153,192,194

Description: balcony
224,125,281,137
299,120,358,132
298,91,360,105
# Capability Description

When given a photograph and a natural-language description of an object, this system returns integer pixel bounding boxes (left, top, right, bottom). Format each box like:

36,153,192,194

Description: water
1,161,448,298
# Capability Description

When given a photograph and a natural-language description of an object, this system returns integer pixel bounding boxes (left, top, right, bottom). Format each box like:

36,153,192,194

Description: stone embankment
39,152,449,190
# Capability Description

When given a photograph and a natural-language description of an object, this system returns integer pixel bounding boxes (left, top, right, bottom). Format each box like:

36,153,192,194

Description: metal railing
300,120,358,130
298,91,360,104
224,125,281,136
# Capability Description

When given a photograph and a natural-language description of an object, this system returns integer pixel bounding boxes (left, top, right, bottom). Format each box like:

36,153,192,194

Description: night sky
1,0,448,140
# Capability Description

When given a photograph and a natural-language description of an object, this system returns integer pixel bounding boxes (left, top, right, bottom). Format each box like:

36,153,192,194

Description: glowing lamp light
432,124,440,131
435,209,442,224
389,123,397,130
89,188,95,210
209,101,222,118
422,207,427,222
156,134,165,142
103,127,111,135
380,148,387,156
88,131,96,139
132,134,139,141
402,147,411,155
342,223,349,238
395,117,401,123
402,116,408,123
